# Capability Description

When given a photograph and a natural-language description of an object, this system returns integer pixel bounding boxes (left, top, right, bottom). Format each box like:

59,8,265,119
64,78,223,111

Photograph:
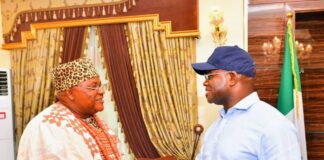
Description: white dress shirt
197,92,301,160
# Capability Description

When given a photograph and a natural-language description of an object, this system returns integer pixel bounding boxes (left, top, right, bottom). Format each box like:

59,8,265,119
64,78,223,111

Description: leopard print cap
51,58,99,92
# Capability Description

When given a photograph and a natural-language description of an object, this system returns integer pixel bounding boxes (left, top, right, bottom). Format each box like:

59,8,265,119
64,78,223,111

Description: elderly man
192,46,301,160
17,58,120,160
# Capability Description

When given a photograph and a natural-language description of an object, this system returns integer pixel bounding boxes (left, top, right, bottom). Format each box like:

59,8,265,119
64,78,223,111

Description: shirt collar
220,92,260,117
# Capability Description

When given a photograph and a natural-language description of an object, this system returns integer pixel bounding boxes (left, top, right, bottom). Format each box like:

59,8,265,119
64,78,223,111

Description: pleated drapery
85,26,134,159
11,28,62,142
61,26,85,63
126,21,198,159
98,24,160,159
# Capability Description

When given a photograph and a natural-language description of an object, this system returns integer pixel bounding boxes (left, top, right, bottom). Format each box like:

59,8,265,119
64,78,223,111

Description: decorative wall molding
2,14,200,50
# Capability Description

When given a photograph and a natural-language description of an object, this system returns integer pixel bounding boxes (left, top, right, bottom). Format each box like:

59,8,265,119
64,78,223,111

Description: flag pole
286,12,301,120
285,11,307,160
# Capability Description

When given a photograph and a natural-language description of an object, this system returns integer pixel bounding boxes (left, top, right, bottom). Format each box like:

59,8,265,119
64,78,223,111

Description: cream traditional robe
17,102,119,160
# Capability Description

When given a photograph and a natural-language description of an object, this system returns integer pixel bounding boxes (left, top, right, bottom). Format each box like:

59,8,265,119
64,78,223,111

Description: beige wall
0,2,10,69
0,52,10,68
196,0,247,134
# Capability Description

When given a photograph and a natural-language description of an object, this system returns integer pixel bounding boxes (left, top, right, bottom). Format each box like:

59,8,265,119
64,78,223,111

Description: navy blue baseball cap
192,46,255,77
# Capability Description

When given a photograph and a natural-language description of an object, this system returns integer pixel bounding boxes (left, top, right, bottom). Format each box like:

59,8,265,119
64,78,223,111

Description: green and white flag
277,15,307,160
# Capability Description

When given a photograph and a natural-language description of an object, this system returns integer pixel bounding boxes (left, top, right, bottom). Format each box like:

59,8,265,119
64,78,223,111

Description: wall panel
249,1,324,159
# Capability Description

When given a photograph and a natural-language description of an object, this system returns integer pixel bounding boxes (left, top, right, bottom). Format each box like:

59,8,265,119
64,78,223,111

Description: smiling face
203,70,230,105
69,76,105,117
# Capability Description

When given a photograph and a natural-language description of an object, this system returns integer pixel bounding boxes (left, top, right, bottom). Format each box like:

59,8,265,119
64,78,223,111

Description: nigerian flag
277,14,307,160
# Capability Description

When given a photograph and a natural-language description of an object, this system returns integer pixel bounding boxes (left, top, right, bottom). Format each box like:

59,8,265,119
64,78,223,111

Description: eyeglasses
204,72,226,80
79,83,108,91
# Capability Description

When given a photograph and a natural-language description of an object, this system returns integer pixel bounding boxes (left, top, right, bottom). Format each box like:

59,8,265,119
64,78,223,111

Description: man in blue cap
192,46,301,160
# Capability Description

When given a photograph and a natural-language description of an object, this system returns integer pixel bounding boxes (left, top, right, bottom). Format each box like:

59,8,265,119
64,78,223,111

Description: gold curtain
11,28,62,142
126,21,198,159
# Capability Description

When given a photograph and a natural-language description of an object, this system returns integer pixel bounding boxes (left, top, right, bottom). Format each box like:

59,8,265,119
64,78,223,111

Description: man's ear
65,89,75,101
228,71,240,86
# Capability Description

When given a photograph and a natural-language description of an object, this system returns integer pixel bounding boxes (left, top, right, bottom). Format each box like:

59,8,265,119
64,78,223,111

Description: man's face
203,70,229,105
70,76,105,117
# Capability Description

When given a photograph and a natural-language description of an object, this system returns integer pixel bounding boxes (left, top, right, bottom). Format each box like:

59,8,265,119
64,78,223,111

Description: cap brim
191,62,219,75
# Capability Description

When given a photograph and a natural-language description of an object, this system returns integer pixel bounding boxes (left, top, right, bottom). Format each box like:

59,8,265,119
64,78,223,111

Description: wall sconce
262,36,281,57
295,41,312,59
209,10,227,46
